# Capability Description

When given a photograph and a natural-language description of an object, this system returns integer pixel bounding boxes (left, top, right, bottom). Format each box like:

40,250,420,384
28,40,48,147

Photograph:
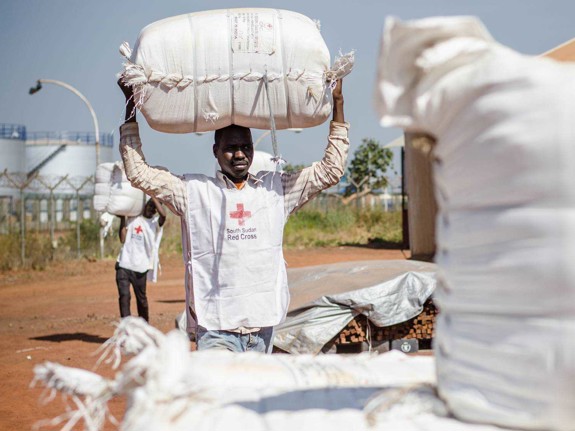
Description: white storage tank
0,123,27,198
25,131,114,194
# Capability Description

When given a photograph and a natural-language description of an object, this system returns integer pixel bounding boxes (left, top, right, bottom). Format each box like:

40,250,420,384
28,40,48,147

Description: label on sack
231,12,275,54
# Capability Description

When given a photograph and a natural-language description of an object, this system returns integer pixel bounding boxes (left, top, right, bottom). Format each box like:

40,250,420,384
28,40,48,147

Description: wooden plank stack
335,298,437,346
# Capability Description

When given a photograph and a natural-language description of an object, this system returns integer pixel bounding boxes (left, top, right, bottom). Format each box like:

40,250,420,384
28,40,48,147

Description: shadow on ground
30,333,109,344
343,238,405,250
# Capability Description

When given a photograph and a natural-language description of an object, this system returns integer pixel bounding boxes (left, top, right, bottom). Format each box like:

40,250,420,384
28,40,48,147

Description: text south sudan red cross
229,203,252,226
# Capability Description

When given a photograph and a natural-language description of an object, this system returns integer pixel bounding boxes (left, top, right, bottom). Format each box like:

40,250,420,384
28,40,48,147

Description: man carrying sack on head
115,196,166,322
117,79,348,353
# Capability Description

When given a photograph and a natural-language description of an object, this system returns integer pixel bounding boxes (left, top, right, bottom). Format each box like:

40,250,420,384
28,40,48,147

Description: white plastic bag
119,8,354,133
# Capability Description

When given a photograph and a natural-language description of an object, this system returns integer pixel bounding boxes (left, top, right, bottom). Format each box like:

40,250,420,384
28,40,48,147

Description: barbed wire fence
0,170,96,265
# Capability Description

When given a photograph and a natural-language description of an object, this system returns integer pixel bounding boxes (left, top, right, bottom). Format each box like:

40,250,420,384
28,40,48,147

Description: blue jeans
196,326,274,353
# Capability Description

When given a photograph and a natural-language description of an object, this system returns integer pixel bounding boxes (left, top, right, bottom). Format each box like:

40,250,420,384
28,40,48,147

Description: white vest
185,172,289,330
118,215,161,273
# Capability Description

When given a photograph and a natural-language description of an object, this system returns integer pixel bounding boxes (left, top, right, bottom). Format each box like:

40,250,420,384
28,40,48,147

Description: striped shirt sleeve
119,122,187,216
282,121,350,217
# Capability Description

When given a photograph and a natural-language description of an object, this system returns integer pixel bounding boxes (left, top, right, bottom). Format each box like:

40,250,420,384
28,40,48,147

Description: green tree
345,138,393,202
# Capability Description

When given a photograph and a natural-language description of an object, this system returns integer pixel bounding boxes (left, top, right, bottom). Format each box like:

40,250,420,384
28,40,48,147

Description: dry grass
284,208,402,248
0,208,402,271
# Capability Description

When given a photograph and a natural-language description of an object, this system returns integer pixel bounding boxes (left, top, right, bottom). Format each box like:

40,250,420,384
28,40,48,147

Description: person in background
118,78,348,352
116,197,166,322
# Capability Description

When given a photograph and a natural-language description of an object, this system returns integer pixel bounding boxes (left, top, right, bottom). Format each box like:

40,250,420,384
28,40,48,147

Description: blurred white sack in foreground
375,15,575,431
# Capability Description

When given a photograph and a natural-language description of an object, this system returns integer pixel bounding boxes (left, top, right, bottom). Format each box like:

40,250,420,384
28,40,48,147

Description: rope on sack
94,317,165,369
263,72,285,165
325,50,356,88
31,362,117,431
119,43,355,91
310,50,356,117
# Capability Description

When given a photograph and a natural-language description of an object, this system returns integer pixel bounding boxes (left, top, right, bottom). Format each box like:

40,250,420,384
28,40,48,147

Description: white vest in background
185,172,288,330
118,215,161,273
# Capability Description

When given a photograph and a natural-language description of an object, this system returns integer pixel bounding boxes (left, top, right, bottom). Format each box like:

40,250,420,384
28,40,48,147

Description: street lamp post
29,79,103,258
253,130,271,148
253,128,302,148
29,79,100,168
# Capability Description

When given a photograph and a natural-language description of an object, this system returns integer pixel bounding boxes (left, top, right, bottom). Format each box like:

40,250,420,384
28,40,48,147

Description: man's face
214,128,254,182
142,200,157,218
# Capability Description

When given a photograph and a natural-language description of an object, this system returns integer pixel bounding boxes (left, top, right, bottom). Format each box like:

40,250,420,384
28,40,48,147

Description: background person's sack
214,150,279,176
374,16,575,431
119,8,354,133
249,151,279,175
93,162,146,217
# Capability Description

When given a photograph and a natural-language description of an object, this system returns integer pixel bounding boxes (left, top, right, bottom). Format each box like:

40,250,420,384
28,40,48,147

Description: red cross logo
135,225,143,234
229,203,252,226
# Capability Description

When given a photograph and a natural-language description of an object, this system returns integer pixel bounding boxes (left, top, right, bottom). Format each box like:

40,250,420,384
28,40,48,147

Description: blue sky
1,0,574,176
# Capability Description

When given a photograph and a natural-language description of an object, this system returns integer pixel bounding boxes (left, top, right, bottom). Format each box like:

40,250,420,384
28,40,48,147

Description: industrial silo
25,130,114,224
0,123,27,181
0,124,26,232
26,130,113,186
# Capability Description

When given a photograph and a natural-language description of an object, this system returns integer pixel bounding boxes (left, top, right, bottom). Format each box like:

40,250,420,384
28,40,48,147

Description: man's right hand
332,79,344,123
117,78,133,101
118,78,136,123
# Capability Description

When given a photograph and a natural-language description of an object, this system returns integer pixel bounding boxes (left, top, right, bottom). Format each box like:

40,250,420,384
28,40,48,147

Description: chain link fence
0,170,103,267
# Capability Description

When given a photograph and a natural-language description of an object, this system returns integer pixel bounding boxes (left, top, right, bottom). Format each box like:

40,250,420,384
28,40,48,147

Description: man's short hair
214,124,253,148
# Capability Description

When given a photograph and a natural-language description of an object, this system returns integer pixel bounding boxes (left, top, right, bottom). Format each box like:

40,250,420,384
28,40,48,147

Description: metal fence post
66,176,93,258
19,189,25,264
3,170,37,265
0,171,4,234
37,175,68,256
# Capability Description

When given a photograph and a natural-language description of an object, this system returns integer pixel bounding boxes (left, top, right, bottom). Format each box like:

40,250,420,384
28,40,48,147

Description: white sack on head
93,162,145,217
93,163,114,212
374,15,575,431
118,8,354,133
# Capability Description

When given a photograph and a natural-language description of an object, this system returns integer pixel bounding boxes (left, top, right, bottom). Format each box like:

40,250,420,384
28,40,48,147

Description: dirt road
0,246,407,431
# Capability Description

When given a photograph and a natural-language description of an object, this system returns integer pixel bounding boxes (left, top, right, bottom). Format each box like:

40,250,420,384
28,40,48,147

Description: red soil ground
0,246,407,431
